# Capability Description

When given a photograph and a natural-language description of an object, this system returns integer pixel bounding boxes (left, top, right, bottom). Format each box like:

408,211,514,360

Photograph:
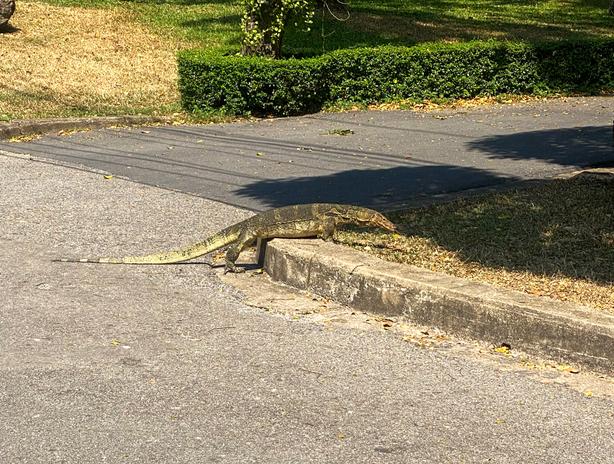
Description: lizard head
349,207,397,232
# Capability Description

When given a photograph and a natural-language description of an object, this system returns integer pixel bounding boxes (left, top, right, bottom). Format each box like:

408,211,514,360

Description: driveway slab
1,97,612,211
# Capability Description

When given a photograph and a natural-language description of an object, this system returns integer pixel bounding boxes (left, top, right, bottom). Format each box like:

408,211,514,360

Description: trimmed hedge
178,40,614,116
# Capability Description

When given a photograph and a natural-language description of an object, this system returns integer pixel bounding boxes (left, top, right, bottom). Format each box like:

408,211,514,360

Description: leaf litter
337,172,614,312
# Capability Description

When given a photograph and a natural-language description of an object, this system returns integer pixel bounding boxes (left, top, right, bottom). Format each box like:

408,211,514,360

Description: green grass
38,0,614,54
290,0,614,52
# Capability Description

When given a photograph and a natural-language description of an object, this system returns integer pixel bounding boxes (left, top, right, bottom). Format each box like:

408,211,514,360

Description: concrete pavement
1,98,613,462
1,153,614,463
264,236,614,374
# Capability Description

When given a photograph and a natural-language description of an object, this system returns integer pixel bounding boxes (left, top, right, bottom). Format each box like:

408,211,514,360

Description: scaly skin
55,203,397,273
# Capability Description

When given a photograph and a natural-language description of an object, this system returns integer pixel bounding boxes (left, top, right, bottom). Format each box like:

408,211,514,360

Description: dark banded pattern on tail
53,257,124,264
53,227,241,265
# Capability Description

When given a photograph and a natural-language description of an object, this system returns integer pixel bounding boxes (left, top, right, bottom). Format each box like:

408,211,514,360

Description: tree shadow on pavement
234,164,520,210
233,125,614,209
235,125,613,288
468,125,614,167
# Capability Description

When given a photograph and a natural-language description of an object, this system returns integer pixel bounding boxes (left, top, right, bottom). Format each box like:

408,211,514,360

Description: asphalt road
1,97,613,211
1,153,613,463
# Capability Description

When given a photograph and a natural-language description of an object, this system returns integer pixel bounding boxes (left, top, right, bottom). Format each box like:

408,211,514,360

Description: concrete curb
0,115,172,140
263,239,614,375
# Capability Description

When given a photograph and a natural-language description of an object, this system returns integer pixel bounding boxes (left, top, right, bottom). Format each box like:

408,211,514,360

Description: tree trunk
0,0,15,27
241,9,283,59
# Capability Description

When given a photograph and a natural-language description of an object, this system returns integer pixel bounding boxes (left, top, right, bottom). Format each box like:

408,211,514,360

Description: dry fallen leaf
494,345,511,355
557,364,581,374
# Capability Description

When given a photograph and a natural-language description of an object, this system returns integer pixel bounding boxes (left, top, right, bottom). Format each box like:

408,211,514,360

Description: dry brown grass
337,172,614,313
0,1,189,119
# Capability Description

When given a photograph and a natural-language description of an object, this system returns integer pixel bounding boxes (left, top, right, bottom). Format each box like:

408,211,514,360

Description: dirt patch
0,1,188,119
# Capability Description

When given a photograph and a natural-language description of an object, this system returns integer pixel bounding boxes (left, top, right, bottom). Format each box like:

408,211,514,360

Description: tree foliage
241,0,316,58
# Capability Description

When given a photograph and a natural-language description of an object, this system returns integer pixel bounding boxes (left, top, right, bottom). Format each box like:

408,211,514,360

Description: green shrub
178,49,325,116
178,40,614,116
536,41,614,92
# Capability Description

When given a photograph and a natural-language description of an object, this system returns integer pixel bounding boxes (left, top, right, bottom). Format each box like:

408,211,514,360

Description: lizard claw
224,265,245,274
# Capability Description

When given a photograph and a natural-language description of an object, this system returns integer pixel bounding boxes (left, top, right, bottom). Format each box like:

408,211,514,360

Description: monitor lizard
55,203,397,273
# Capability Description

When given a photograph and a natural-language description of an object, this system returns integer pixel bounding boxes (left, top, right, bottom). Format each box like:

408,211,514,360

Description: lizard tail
54,229,240,265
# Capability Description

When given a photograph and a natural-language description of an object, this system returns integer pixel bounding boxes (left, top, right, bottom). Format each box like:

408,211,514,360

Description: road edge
0,115,173,140
264,239,614,375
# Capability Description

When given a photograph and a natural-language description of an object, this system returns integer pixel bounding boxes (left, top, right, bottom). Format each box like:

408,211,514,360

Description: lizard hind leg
224,232,256,273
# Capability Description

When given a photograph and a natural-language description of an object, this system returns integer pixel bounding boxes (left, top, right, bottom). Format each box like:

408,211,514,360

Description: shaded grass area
289,0,614,53
3,0,613,118
34,0,614,53
336,173,614,312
